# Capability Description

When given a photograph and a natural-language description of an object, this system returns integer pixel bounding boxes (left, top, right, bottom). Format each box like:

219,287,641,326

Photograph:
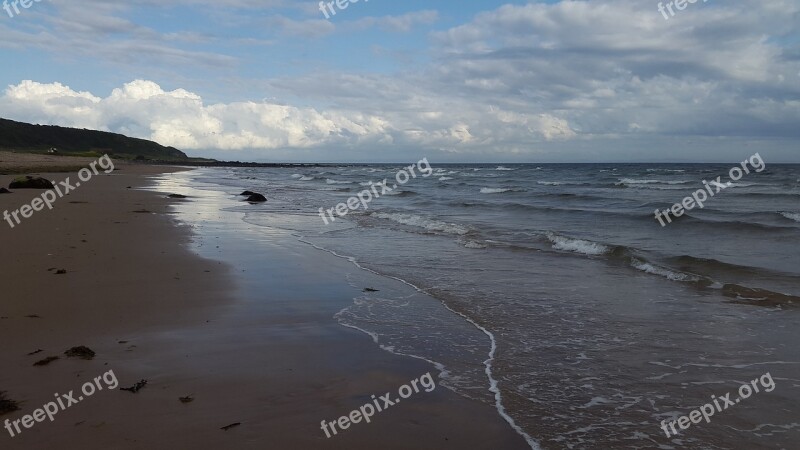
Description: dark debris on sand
121,380,148,393
0,392,20,415
33,356,59,366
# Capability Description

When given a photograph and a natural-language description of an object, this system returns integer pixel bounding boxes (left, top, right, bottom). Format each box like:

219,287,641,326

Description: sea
169,162,800,449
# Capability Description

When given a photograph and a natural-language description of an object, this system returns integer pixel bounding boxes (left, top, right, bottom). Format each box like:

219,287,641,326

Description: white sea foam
439,176,454,181
480,187,513,194
496,166,515,171
546,233,611,256
291,174,303,179
464,240,487,249
630,258,700,282
537,181,562,186
780,212,800,222
617,178,664,185
299,175,315,181
373,213,469,235
326,178,352,185
617,178,689,188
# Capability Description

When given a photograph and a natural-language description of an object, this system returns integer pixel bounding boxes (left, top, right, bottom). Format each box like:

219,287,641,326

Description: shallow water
185,163,800,449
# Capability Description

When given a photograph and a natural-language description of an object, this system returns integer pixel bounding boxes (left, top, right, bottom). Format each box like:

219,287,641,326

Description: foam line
298,237,541,450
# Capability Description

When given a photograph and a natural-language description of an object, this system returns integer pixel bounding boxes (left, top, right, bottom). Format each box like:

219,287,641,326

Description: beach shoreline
0,161,530,449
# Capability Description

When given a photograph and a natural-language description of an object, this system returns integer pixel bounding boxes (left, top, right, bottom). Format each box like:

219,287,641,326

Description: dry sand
0,155,530,449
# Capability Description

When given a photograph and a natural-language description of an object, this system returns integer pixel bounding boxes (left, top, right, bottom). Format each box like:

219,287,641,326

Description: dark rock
64,346,95,360
168,194,187,199
240,191,256,196
0,188,10,194
9,176,54,189
244,193,267,202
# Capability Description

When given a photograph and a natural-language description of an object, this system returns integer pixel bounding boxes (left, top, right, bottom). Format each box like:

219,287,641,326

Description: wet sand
0,160,529,449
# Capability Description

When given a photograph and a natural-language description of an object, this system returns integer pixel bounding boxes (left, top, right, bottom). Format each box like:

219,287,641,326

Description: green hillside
0,118,188,160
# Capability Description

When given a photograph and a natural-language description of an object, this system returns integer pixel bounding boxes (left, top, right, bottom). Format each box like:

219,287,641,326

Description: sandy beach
0,155,529,449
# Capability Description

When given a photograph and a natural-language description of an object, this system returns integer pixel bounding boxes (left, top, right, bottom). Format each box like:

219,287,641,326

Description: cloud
0,80,395,150
348,10,439,32
0,0,798,161
0,78,579,155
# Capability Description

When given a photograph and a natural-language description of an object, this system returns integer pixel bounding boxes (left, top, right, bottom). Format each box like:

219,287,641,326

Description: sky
0,0,798,163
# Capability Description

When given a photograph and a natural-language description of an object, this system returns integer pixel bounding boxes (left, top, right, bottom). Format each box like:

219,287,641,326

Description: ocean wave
480,187,514,194
464,240,487,249
618,178,661,185
780,212,800,223
617,178,690,186
327,178,352,185
372,212,470,235
299,175,315,181
537,181,562,186
439,177,454,181
315,187,351,192
640,185,694,190
384,190,417,197
291,174,304,179
722,284,800,308
496,166,515,171
630,258,701,282
546,233,611,256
